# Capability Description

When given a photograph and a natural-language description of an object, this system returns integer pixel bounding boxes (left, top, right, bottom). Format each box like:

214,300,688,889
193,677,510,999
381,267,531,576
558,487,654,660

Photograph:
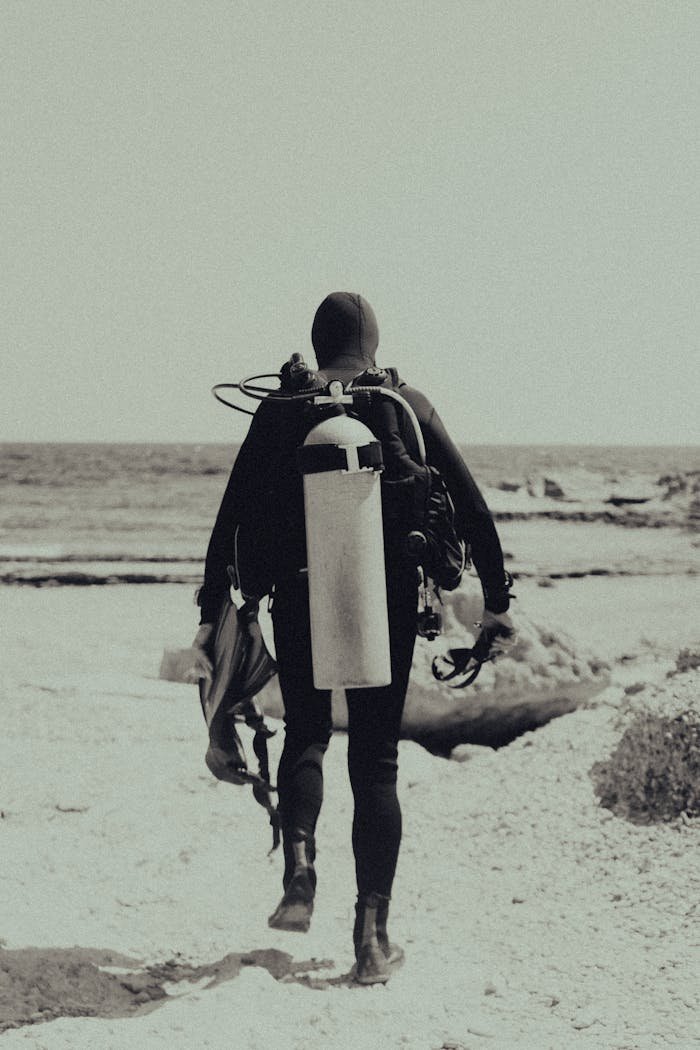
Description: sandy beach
4,0,700,1041
1,571,698,1050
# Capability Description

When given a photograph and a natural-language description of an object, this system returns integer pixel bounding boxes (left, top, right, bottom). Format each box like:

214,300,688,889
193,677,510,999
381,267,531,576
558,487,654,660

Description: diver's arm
399,386,511,613
197,407,273,624
197,463,240,624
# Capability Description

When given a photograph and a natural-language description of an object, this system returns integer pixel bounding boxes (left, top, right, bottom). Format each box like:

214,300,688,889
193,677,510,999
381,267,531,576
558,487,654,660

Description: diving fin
198,586,280,851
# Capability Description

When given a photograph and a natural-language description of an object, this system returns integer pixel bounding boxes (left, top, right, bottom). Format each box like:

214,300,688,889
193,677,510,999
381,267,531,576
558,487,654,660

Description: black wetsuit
198,293,510,899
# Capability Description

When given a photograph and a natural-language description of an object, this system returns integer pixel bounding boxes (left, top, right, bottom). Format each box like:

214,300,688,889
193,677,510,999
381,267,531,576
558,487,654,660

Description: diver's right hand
192,623,214,649
183,648,213,684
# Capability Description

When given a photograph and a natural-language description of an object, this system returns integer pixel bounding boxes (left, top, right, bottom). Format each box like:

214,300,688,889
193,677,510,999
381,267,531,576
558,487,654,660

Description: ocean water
1,442,697,586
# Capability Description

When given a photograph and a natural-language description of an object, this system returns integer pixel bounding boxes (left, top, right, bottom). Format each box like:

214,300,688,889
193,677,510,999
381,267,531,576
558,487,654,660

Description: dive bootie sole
267,897,314,933
267,869,315,931
354,942,389,985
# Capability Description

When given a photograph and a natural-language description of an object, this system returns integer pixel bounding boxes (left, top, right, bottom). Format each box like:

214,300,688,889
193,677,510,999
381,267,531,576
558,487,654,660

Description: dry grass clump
592,708,700,824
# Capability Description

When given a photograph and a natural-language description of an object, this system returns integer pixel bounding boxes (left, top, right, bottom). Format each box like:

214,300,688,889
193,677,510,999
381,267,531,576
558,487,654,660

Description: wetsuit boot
353,892,392,984
268,832,316,932
353,893,404,982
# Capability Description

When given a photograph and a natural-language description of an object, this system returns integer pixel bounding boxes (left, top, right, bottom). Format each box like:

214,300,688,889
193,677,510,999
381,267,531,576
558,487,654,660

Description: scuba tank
298,407,391,689
211,358,456,690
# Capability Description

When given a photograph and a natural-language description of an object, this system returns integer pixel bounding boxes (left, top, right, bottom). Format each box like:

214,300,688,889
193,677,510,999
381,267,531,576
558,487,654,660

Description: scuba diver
194,292,514,984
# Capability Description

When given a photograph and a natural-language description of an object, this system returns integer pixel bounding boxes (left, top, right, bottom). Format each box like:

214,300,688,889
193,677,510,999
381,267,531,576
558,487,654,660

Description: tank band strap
296,441,383,475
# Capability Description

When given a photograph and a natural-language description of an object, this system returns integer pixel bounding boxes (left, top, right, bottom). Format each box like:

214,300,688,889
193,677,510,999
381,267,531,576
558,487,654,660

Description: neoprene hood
311,292,379,368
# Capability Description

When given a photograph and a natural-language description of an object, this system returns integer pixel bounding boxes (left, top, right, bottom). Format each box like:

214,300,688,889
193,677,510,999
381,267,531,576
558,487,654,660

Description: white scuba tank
301,413,391,689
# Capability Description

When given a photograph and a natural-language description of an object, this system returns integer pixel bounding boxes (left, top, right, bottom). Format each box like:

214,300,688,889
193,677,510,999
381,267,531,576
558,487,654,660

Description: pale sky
3,0,699,445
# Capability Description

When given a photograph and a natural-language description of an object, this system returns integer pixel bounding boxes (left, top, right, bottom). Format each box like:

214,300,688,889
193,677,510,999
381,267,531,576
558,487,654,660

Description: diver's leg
346,564,417,979
268,576,332,931
346,688,406,898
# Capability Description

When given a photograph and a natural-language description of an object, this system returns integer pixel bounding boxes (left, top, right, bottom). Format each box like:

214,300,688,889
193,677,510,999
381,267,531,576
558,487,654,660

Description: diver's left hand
476,609,517,656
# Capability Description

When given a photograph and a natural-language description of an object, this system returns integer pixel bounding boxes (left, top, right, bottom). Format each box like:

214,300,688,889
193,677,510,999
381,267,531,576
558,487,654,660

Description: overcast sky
3,0,698,445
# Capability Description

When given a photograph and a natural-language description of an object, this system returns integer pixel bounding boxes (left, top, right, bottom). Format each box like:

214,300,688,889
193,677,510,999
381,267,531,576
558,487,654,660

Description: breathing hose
212,373,427,463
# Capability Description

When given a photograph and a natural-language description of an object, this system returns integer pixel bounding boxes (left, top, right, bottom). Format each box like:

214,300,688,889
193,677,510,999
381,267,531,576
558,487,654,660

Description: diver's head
311,292,379,368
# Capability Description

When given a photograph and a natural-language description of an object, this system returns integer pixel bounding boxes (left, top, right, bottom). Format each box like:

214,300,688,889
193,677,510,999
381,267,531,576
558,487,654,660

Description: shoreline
1,512,698,589
2,565,698,588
